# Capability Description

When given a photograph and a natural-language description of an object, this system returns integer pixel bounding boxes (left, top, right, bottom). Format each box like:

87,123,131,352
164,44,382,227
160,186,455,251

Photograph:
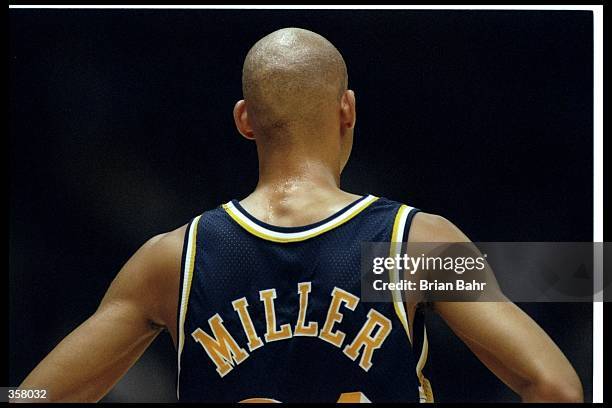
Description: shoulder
141,223,189,259
408,212,471,243
106,224,189,289
132,223,192,291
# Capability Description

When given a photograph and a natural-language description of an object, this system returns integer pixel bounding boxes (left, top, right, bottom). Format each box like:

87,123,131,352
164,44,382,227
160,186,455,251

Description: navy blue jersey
176,195,433,403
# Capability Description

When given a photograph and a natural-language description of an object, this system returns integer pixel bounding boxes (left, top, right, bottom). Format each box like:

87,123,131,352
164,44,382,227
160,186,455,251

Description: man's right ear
233,100,256,140
340,90,356,130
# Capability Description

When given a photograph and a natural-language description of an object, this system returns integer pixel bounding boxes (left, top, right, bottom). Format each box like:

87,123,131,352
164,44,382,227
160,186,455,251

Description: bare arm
14,225,187,402
409,213,584,402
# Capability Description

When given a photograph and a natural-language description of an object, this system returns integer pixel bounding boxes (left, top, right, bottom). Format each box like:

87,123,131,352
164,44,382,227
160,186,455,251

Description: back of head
242,28,348,144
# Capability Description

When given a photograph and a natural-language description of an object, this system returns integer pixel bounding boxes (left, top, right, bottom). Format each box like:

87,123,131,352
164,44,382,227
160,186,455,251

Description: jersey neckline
222,194,379,243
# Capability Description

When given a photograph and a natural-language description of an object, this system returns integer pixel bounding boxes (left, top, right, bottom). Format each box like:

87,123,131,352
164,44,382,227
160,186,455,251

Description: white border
8,4,604,403
592,5,603,405
6,5,606,10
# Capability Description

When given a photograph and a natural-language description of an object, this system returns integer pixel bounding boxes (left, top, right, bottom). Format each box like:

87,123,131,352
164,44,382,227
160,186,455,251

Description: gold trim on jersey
417,327,435,403
389,204,435,403
177,215,202,399
389,204,414,344
222,195,379,243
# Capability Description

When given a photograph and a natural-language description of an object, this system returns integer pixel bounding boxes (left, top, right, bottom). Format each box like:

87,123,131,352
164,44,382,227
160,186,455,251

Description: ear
233,100,255,140
340,89,356,130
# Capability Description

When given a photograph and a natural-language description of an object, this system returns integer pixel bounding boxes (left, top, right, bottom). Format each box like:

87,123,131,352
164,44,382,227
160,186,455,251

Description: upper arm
407,212,582,402
16,225,187,402
432,301,583,401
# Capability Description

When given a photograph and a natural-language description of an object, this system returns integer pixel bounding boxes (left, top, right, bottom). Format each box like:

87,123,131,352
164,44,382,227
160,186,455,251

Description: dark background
9,9,594,402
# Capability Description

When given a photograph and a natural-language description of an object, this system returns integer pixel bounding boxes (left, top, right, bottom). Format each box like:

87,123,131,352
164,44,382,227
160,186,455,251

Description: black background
9,9,594,402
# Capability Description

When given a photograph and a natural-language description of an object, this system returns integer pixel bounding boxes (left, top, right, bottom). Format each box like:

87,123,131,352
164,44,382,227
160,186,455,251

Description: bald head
242,28,348,140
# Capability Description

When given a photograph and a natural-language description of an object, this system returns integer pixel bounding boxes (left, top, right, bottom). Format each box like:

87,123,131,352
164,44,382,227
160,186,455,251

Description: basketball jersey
176,195,434,403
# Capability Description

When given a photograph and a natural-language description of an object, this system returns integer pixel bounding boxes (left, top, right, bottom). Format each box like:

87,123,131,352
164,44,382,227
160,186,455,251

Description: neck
247,136,348,202
256,153,341,196
239,145,360,226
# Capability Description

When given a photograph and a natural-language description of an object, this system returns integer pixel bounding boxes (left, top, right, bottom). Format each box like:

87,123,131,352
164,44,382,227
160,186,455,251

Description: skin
15,28,583,402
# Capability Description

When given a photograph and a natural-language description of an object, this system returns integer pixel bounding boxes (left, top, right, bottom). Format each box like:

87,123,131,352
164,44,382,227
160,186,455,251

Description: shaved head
242,28,348,140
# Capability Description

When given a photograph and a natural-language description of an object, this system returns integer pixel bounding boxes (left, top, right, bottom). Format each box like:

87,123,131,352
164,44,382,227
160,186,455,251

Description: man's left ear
340,90,356,130
233,99,256,140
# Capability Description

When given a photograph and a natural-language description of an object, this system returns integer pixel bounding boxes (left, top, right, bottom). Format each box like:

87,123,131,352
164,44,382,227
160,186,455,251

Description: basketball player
15,28,583,403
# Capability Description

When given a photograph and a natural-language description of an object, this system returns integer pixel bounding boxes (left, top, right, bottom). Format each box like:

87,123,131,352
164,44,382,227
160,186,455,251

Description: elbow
522,372,584,403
